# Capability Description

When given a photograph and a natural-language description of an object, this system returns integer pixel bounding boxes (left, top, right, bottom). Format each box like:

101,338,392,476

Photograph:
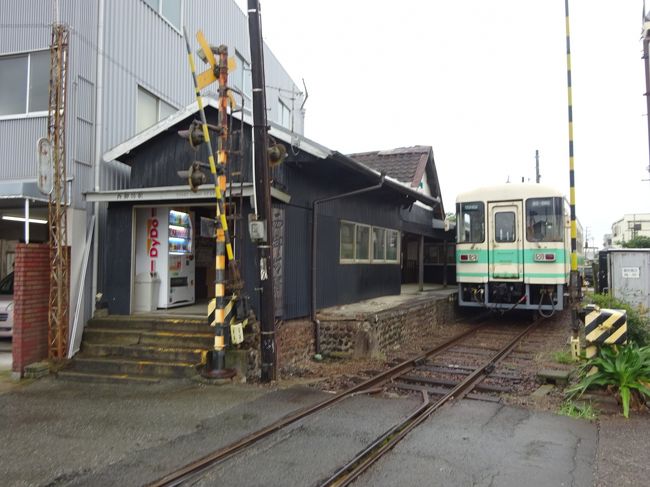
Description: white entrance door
488,201,523,281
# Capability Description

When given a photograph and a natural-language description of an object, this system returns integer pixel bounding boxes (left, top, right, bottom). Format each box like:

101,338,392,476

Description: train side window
526,197,563,242
494,212,516,242
457,202,485,243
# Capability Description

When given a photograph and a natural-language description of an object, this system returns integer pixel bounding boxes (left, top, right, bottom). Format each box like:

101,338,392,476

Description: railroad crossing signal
194,31,237,90
181,28,246,378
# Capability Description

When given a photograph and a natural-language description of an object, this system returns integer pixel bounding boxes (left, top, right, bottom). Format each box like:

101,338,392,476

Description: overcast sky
239,0,648,247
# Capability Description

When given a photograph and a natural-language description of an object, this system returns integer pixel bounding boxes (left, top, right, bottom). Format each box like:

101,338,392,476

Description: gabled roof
348,145,445,217
101,96,441,209
348,146,431,188
103,97,330,163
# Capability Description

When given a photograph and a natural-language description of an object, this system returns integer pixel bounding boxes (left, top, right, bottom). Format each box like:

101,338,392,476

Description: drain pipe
91,0,105,312
311,174,386,355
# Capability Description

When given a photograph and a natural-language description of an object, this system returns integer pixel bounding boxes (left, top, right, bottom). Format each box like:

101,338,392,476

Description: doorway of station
132,202,242,317
400,233,455,286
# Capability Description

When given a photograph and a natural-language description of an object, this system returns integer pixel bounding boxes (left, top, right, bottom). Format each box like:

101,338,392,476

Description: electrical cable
537,288,557,318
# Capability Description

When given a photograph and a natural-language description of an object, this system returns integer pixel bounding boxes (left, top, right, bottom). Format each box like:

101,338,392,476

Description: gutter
311,174,386,355
329,151,441,209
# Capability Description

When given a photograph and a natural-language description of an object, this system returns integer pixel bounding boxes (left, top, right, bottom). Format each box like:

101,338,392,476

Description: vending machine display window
169,210,192,254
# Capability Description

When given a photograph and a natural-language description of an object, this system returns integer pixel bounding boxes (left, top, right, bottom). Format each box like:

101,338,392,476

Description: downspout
91,0,105,311
311,173,385,355
643,30,650,175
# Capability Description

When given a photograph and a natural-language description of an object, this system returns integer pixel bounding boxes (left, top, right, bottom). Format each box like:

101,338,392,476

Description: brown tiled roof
347,146,431,188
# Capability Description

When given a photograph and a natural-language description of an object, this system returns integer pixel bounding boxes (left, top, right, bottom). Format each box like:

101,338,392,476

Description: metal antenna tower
47,23,70,360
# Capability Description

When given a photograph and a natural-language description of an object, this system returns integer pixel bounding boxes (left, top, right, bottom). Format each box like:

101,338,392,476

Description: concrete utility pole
564,0,581,359
248,0,277,382
643,7,650,174
535,150,541,184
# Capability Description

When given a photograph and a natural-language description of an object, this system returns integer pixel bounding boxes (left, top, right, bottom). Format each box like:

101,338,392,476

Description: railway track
148,316,541,487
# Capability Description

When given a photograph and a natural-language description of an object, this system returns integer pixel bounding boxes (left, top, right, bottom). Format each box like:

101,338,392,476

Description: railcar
455,183,583,315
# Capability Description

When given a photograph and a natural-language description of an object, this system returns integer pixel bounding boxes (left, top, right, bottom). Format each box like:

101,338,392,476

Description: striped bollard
583,305,628,359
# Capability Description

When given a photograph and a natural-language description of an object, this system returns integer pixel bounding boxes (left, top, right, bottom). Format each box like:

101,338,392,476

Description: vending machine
135,207,195,309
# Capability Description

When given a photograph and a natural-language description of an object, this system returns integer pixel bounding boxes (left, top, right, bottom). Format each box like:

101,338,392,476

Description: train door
488,201,523,280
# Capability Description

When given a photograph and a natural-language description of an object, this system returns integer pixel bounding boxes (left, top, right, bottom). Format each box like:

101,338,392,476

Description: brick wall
12,244,51,376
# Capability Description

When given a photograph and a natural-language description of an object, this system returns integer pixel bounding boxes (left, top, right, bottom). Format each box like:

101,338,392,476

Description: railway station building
0,0,454,379
0,0,305,376
87,98,453,321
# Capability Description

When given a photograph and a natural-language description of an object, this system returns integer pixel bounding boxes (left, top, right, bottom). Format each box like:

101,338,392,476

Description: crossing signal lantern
268,142,287,167
196,43,219,65
177,161,208,192
178,120,204,149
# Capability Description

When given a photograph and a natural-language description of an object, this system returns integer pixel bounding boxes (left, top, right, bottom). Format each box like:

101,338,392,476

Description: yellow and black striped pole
183,28,237,377
565,0,581,359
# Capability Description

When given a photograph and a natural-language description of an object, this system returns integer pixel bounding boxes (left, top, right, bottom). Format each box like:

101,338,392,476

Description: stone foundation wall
319,295,456,358
276,319,314,374
240,295,456,380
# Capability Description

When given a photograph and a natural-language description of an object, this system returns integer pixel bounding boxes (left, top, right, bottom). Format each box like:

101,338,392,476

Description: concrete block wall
12,243,50,377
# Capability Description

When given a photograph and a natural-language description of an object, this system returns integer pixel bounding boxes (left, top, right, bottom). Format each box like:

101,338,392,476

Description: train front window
494,212,516,242
526,197,563,242
457,202,485,243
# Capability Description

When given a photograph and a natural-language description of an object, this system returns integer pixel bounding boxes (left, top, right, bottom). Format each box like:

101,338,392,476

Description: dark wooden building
88,98,452,321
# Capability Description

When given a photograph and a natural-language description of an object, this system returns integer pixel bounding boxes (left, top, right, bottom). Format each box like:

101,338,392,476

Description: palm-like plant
567,344,650,418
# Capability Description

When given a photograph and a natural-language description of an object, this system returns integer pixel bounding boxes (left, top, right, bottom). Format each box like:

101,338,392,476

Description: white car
0,272,14,338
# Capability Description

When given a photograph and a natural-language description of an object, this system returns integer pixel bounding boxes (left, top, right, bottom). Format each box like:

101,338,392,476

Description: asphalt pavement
0,377,602,487
359,400,596,487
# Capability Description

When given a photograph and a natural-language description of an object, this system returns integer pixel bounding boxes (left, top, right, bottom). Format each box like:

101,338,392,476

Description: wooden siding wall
127,110,253,188
103,136,446,319
102,204,133,315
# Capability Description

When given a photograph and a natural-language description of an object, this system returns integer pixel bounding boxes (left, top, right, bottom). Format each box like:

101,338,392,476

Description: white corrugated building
0,0,305,340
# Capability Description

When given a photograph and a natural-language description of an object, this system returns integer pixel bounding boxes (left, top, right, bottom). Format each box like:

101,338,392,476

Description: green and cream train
455,183,583,314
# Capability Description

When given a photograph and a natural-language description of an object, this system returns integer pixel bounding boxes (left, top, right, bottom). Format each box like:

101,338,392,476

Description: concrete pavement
0,377,601,487
359,400,597,487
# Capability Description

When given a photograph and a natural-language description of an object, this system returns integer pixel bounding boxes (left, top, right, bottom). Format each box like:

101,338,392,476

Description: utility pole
47,20,70,361
564,0,581,360
535,149,541,183
643,7,650,174
248,0,277,382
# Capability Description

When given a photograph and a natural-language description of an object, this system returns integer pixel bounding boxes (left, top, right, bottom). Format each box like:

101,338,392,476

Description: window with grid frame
340,221,400,264
278,98,291,128
234,51,252,102
136,86,176,133
143,0,182,31
0,50,50,117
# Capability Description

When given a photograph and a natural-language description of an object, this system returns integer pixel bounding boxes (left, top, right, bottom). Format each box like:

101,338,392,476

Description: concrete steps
82,328,212,349
81,343,204,363
72,357,197,378
57,370,162,385
60,314,212,384
87,316,208,334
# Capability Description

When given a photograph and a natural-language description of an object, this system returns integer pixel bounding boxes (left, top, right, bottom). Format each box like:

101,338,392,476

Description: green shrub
566,344,650,418
558,400,597,420
552,350,574,364
584,292,650,346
